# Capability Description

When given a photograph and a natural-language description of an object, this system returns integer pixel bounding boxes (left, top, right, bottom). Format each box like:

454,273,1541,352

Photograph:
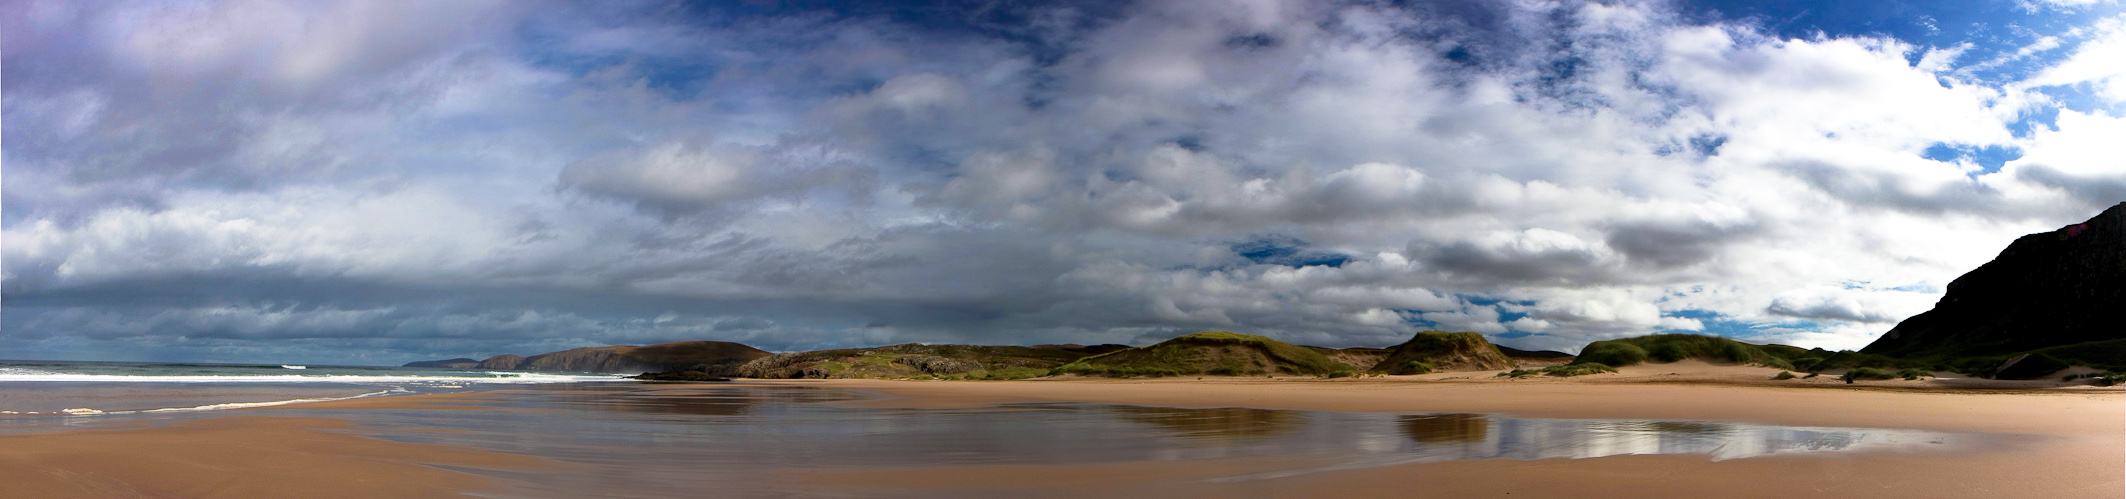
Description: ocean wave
0,372,626,383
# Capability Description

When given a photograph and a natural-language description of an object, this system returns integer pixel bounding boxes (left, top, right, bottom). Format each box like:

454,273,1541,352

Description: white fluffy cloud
4,0,2121,362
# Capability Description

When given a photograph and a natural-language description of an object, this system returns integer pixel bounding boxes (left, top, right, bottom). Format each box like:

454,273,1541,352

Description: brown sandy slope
0,416,557,498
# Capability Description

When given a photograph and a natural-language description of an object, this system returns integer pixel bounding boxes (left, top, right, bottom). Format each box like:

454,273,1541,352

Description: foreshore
2,369,2119,498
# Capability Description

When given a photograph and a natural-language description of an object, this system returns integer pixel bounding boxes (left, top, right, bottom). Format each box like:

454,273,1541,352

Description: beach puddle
234,383,1991,497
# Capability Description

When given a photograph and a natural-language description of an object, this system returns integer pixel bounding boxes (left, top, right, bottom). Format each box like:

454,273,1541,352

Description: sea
0,359,622,416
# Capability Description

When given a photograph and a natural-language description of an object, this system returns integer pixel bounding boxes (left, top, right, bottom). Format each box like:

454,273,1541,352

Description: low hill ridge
731,343,1124,379
445,341,771,374
1055,332,1353,377
1571,334,1804,369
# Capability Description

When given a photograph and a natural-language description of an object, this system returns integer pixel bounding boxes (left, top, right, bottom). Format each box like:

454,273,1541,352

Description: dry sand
4,362,2119,498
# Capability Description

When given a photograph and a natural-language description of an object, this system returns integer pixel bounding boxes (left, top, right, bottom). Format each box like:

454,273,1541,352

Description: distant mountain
1370,331,1515,374
1054,332,1354,377
460,341,772,374
402,358,480,368
1862,203,2126,361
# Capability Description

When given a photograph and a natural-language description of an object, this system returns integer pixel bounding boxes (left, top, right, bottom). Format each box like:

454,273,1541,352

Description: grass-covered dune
1306,346,1391,372
1371,331,1515,374
1053,332,1354,377
1571,334,1801,370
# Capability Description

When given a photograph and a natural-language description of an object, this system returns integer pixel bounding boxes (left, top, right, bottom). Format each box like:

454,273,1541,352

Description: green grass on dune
1571,334,1795,369
1792,338,2126,379
1052,331,1353,377
1372,331,1513,374
1841,367,1896,382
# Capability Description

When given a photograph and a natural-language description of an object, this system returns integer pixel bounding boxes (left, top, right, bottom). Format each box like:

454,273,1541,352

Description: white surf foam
126,387,409,413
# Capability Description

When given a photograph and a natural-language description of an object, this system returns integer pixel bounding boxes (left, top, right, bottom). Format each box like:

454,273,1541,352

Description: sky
4,0,2123,365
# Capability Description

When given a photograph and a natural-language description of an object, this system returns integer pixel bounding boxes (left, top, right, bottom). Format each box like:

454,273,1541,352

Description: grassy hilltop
1053,332,1356,377
1372,331,1515,374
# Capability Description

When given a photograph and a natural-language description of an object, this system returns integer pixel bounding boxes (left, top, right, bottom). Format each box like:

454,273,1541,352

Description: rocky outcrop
732,352,815,379
1862,202,2126,359
893,355,982,374
402,358,481,368
478,354,527,370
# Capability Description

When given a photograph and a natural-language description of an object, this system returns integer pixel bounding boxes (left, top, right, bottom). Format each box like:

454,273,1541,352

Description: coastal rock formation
401,358,481,368
1862,202,2126,360
1370,331,1515,374
1053,332,1353,376
893,355,982,374
478,354,527,370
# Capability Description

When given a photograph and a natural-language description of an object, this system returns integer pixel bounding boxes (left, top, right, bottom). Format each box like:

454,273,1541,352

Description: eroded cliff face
521,346,641,373
1862,202,2126,358
477,354,527,370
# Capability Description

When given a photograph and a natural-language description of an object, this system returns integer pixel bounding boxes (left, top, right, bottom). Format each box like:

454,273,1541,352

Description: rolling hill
1053,332,1354,377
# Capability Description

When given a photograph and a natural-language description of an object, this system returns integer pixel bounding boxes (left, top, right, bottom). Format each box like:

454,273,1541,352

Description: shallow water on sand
214,383,1986,498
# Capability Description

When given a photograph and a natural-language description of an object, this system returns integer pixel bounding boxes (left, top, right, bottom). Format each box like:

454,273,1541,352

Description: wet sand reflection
1110,406,1298,441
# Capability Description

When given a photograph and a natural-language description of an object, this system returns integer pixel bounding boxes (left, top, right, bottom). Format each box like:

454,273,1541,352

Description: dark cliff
477,354,527,370
1862,202,2126,359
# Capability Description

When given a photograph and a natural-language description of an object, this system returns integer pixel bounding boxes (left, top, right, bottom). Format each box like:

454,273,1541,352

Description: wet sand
0,416,559,498
792,374,2123,498
3,367,2119,498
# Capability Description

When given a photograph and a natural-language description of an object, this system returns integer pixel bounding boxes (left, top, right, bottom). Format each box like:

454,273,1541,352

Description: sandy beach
2,368,2119,498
